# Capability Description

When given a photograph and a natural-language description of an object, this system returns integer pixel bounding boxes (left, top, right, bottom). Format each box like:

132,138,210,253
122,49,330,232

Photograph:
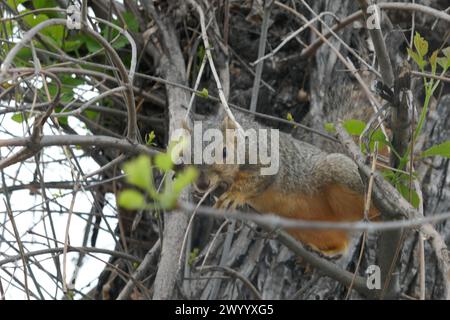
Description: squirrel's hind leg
325,184,380,221
287,229,350,255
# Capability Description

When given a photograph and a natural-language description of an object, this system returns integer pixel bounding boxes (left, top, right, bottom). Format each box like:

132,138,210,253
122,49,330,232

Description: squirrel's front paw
214,191,246,211
214,192,235,210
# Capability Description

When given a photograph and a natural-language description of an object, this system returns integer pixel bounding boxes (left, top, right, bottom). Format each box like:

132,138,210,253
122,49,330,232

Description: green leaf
343,119,366,136
23,11,48,27
436,57,450,71
83,110,98,120
407,47,417,61
48,83,73,103
122,11,139,32
11,113,27,123
7,0,28,10
196,88,209,98
407,47,426,70
286,112,294,122
414,32,428,58
407,47,418,63
421,141,450,158
284,112,297,128
370,128,388,144
63,40,83,52
188,248,199,266
118,189,146,209
173,166,198,194
381,168,395,181
83,35,103,53
154,152,174,172
429,50,438,75
32,0,56,9
158,192,178,209
16,47,32,60
53,107,68,125
108,29,129,49
397,183,420,209
2,20,15,38
111,35,129,49
43,25,64,44
436,48,450,71
55,107,69,124
100,23,130,49
61,74,84,86
57,116,68,125
35,33,60,51
145,131,156,146
324,122,336,133
123,155,152,191
442,47,450,59
197,45,206,61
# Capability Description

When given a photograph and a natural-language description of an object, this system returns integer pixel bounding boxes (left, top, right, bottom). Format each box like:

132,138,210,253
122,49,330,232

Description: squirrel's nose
194,170,210,192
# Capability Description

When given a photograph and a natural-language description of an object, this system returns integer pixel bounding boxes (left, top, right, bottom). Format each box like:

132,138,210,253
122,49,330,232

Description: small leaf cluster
118,148,198,211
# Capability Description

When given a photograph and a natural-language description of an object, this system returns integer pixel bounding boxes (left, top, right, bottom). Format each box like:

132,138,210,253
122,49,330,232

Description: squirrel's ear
223,116,238,130
181,119,192,134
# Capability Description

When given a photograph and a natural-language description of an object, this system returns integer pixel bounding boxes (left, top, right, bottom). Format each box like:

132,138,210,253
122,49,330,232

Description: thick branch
146,1,191,300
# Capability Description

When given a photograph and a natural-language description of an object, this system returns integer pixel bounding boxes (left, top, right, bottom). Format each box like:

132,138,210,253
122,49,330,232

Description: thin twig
249,0,273,114
184,51,208,122
0,134,158,165
179,184,217,277
0,247,141,267
197,265,262,300
188,0,243,133
251,11,335,66
200,219,230,270
62,181,80,296
356,0,394,86
116,239,161,300
346,142,379,299
293,1,380,77
4,200,30,300
411,70,450,83
178,201,450,233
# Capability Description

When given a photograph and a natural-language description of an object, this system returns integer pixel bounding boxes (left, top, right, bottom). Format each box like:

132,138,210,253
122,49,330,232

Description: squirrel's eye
222,147,227,159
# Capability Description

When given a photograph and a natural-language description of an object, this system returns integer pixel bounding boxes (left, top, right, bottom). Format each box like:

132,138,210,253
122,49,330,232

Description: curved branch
0,135,158,170
197,265,262,300
0,246,141,267
178,201,450,233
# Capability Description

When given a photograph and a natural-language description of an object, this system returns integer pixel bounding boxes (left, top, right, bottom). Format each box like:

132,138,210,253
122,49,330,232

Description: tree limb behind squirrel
198,113,379,256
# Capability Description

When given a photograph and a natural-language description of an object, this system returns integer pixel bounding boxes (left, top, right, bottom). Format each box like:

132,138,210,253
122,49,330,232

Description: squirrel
196,111,380,255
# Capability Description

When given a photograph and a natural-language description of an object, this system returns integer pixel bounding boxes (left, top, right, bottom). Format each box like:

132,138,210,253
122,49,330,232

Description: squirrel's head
194,116,242,193
192,112,275,197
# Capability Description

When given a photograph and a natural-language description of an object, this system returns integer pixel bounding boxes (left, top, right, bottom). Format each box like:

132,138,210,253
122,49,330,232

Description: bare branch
249,0,273,114
196,265,262,300
178,201,450,235
0,247,141,267
187,0,243,132
116,240,161,300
